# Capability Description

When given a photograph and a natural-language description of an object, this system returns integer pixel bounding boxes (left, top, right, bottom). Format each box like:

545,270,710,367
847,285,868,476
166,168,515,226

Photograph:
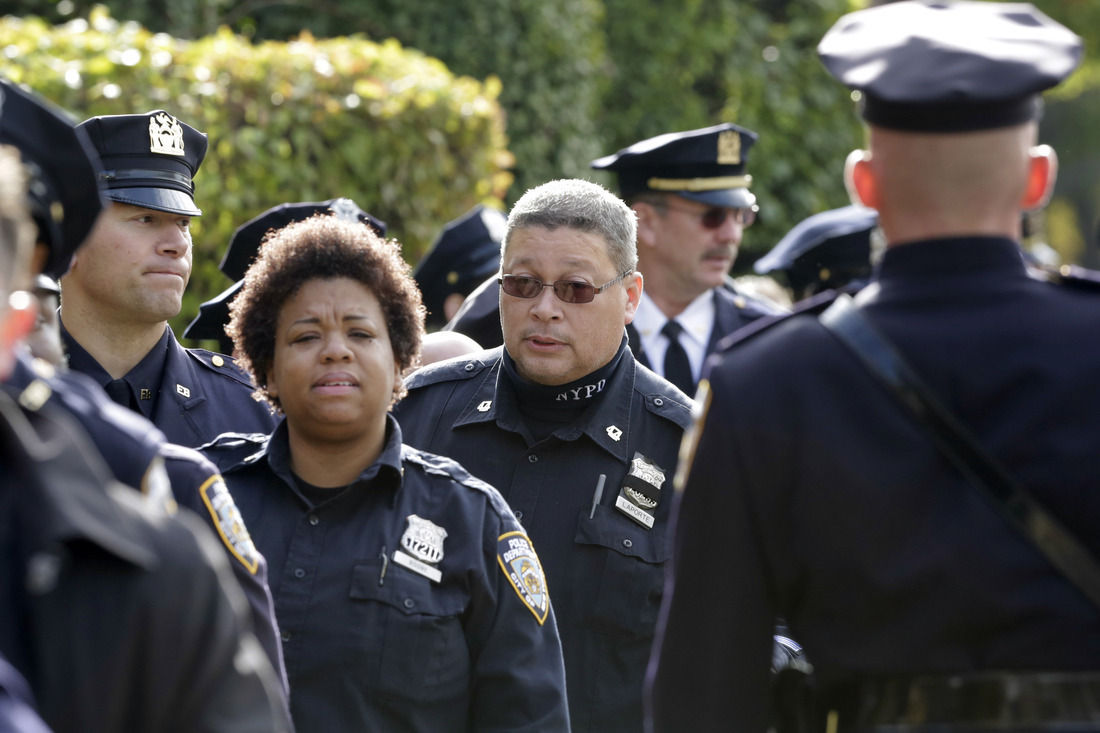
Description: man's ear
844,149,879,209
633,202,661,249
1021,144,1057,211
623,271,643,325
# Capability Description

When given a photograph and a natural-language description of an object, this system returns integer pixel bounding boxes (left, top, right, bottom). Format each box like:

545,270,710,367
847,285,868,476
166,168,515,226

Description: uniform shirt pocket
573,505,670,637
349,562,470,702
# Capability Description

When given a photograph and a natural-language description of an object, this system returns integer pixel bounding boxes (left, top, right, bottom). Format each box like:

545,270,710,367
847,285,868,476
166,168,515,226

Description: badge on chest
615,452,666,528
393,514,448,583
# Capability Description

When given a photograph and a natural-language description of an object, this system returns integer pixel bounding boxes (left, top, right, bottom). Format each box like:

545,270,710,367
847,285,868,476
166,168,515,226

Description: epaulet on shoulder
404,348,499,390
187,348,255,383
713,288,841,354
1045,264,1100,292
198,431,268,453
402,445,499,495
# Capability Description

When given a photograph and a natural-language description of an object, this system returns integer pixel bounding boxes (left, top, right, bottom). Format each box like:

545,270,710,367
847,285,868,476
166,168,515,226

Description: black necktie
661,320,694,395
104,378,136,410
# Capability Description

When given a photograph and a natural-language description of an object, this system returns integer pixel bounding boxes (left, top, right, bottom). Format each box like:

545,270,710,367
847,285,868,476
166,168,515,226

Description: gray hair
503,178,638,275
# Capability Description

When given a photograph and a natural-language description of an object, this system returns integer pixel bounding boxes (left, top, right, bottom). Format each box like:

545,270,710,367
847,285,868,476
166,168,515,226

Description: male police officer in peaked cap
591,123,783,396
59,110,275,447
648,3,1100,731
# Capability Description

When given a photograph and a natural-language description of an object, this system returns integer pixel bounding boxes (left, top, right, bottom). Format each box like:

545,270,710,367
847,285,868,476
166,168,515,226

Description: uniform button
515,511,524,521
403,598,415,609
308,514,319,526
293,567,306,578
622,538,633,549
464,363,476,372
212,355,225,367
654,397,664,406
281,630,291,642
528,454,538,463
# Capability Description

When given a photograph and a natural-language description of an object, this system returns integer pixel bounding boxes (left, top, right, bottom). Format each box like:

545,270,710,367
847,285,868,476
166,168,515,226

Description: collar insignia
606,425,623,441
176,383,191,398
477,400,492,412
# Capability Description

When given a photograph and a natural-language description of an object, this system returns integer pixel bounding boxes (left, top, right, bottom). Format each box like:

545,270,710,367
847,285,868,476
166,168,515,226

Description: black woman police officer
397,178,692,733
59,110,275,447
648,3,1099,731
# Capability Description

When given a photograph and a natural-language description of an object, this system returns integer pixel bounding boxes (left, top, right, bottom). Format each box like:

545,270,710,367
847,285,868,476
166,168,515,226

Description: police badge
497,531,550,624
393,514,448,583
615,452,666,528
148,112,186,156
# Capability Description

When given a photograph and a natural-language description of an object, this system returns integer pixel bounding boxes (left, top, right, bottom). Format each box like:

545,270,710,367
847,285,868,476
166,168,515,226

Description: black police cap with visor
77,110,207,217
817,0,1082,133
590,122,759,211
413,204,506,330
183,198,386,347
754,205,879,299
0,79,106,280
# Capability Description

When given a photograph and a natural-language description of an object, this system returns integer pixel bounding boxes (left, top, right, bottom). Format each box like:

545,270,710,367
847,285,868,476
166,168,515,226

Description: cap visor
107,187,202,216
677,188,756,209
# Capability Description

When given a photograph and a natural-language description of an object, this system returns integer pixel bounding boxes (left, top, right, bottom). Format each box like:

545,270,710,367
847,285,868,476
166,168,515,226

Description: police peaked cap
590,122,758,209
0,79,105,279
754,205,878,294
78,110,207,216
818,0,1083,132
219,198,387,282
413,204,506,329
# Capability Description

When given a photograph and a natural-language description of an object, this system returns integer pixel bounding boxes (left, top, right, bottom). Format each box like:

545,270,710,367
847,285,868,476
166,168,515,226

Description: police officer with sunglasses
442,125,783,395
396,178,692,733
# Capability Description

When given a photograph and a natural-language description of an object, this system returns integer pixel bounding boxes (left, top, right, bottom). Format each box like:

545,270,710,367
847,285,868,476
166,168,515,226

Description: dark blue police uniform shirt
3,352,288,699
202,414,570,733
651,236,1100,732
61,322,275,447
395,342,692,733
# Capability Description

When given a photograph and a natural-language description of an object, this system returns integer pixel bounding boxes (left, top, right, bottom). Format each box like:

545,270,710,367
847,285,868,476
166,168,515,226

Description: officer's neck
59,304,168,380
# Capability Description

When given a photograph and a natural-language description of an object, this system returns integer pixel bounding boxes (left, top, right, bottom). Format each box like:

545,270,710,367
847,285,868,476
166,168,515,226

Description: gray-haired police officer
397,178,692,733
648,3,1100,731
59,110,275,447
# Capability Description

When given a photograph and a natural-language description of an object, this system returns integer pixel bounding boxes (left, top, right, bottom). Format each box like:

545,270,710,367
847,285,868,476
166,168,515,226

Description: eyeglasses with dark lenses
499,270,632,304
661,202,758,229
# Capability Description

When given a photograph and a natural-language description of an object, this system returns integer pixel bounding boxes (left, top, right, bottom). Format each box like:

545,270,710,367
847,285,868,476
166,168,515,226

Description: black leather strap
820,293,1100,610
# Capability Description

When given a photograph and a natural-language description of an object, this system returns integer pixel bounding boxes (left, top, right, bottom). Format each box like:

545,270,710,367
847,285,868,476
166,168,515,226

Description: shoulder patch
199,473,261,574
497,530,550,625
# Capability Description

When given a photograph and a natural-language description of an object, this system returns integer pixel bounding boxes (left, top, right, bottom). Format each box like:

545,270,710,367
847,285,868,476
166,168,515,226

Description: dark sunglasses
661,202,758,229
499,270,632,304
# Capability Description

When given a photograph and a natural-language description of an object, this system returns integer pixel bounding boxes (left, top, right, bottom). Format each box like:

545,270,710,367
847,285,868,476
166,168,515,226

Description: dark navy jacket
62,323,275,447
203,415,570,733
649,237,1100,732
4,353,287,698
395,344,692,733
0,389,289,733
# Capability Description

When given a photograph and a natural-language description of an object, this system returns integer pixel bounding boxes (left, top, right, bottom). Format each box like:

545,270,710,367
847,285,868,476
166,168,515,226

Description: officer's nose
320,332,353,361
528,284,562,321
157,224,191,259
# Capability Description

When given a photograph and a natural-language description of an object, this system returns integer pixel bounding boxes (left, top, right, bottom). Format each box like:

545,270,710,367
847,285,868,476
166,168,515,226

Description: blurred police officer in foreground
648,3,1100,731
414,203,506,331
397,179,692,733
444,128,782,394
59,110,275,447
0,82,290,706
754,204,880,302
0,144,289,733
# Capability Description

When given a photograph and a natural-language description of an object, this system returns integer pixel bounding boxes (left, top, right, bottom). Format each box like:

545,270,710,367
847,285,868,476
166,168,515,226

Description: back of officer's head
818,0,1082,241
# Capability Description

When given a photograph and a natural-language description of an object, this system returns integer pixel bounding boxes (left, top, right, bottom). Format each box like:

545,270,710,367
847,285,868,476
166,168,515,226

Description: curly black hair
227,213,425,411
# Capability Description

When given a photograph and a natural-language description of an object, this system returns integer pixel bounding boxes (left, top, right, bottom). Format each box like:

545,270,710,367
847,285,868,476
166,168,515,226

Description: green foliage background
4,0,1100,336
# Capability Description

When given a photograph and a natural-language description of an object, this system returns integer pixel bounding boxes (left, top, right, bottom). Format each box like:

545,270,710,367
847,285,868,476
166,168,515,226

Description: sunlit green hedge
0,8,511,331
